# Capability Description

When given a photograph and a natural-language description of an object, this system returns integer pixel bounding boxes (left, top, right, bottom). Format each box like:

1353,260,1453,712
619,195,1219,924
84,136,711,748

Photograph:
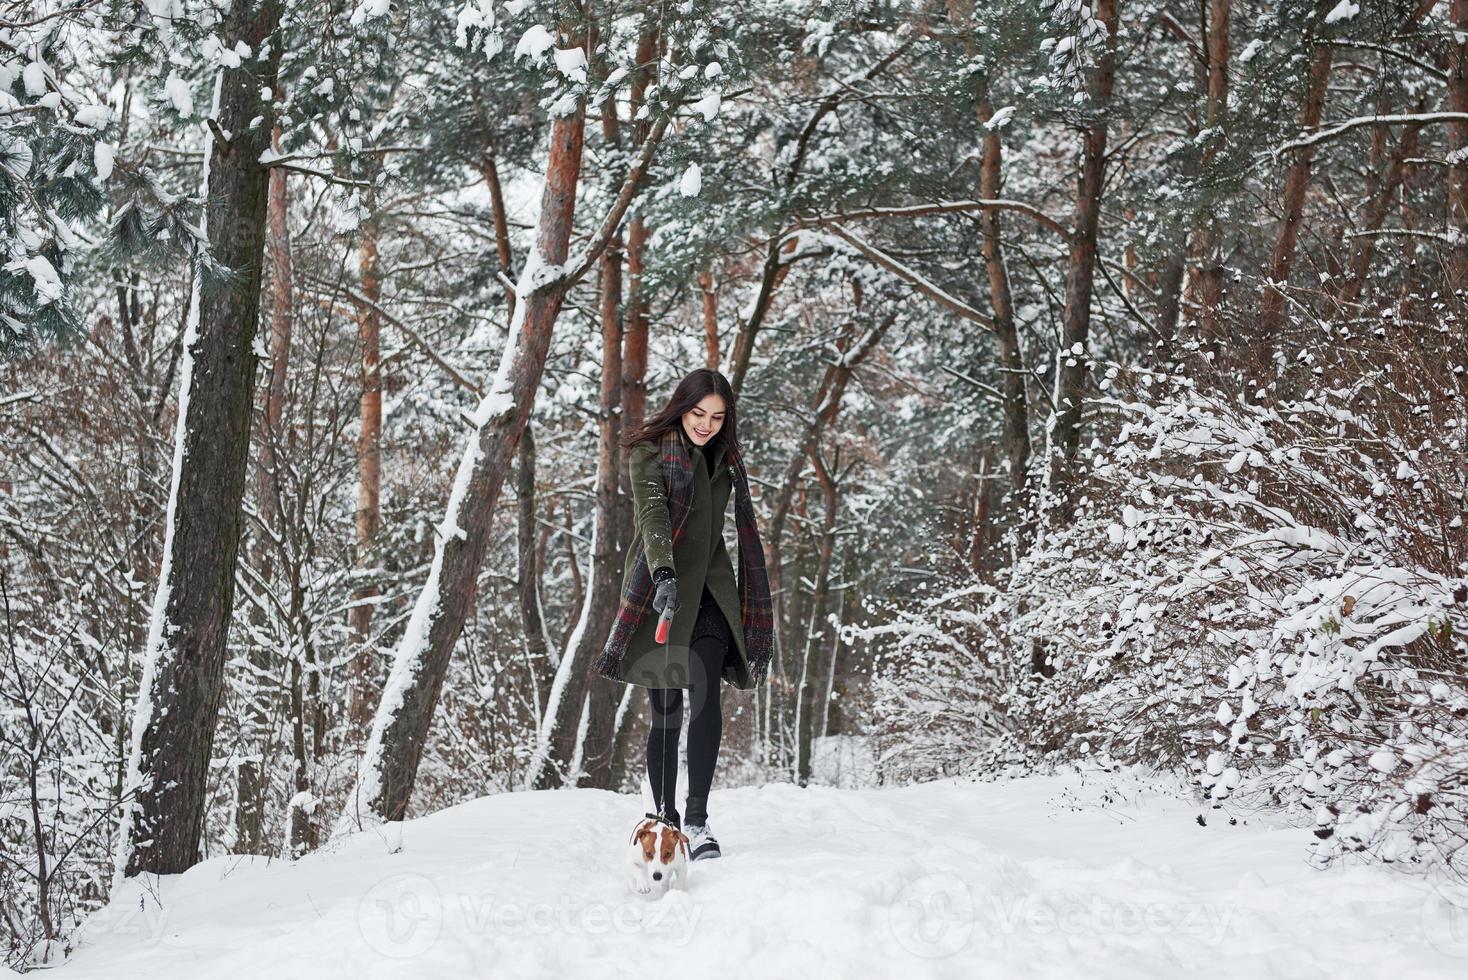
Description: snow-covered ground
48,769,1468,979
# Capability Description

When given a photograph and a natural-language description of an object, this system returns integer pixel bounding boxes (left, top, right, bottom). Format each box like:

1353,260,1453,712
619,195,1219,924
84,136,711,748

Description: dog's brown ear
636,827,656,858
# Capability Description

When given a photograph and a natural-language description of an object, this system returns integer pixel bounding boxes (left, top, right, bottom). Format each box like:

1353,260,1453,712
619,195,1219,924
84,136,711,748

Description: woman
589,368,774,861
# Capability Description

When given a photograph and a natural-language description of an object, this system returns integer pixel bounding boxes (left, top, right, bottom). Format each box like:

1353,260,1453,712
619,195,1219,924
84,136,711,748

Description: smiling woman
589,368,774,854
681,390,727,449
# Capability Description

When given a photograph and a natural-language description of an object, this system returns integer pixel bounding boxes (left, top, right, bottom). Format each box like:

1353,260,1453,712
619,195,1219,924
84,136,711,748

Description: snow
552,46,587,84
692,90,721,122
515,25,555,63
6,255,62,305
348,0,392,26
678,162,702,197
22,61,46,97
986,105,1016,130
94,141,116,181
62,770,1468,978
454,2,498,48
73,105,111,129
1324,0,1359,24
162,71,193,116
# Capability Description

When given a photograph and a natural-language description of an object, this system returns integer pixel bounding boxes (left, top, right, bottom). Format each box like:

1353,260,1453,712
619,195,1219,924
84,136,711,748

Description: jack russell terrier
628,814,689,896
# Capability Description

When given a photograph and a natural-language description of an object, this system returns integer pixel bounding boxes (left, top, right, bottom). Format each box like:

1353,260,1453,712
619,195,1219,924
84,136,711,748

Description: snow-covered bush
0,585,117,968
867,329,1468,869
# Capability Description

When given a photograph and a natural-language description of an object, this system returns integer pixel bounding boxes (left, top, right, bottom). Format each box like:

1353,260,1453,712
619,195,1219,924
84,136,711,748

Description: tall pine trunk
1448,0,1468,287
540,230,626,791
1050,0,1118,481
699,265,720,368
795,447,838,787
976,89,1030,510
516,425,551,689
337,103,587,830
1259,42,1332,337
347,193,384,738
1191,0,1230,335
116,0,284,880
235,118,294,856
338,44,674,825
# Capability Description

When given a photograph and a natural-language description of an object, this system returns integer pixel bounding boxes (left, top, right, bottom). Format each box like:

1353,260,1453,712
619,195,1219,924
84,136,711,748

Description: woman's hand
652,567,680,617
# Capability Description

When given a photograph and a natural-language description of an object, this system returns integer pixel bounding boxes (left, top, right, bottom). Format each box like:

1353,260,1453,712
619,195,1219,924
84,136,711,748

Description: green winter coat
615,428,754,691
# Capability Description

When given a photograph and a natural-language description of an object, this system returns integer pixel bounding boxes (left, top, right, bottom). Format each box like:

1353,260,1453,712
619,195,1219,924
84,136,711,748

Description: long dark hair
623,368,740,457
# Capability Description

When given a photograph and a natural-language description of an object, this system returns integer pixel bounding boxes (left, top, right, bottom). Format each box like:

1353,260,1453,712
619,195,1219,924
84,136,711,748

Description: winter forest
2,0,1468,974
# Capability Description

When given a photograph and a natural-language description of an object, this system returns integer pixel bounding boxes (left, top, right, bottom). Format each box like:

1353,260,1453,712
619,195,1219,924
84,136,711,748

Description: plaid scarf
591,427,775,685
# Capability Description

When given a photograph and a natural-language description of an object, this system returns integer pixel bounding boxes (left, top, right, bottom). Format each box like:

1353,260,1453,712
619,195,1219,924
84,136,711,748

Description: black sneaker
685,822,720,860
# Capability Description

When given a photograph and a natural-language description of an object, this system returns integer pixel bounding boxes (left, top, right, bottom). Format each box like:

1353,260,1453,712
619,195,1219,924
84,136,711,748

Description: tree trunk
970,448,992,576
1448,0,1468,287
116,0,284,881
616,28,657,553
548,231,626,791
622,216,650,436
1191,0,1230,335
480,147,516,316
1339,115,1418,307
795,447,838,787
1155,244,1188,343
819,539,855,743
258,119,292,585
338,36,674,826
337,96,588,831
617,211,649,554
951,4,1031,505
235,119,294,858
976,90,1031,508
287,583,318,856
347,195,383,738
516,424,550,688
700,265,720,368
763,317,890,702
1259,42,1333,337
607,684,642,791
728,237,800,396
1050,0,1119,480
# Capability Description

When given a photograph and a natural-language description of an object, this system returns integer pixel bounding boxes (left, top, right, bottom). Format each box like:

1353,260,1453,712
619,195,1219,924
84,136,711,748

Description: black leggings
647,593,730,828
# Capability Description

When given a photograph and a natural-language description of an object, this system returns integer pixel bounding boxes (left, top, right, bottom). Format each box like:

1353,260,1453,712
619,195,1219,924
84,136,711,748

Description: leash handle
655,607,672,644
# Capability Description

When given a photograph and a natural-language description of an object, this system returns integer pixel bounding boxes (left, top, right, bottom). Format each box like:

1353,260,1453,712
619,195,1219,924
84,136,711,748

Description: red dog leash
650,605,676,828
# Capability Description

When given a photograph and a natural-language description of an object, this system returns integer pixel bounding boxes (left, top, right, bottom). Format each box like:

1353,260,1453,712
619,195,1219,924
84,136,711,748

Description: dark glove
651,568,679,617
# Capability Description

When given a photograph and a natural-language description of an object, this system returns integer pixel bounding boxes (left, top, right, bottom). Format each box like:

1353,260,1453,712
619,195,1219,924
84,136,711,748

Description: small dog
628,815,689,896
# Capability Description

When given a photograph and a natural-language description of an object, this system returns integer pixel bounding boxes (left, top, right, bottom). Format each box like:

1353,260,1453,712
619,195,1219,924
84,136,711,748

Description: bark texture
121,0,283,878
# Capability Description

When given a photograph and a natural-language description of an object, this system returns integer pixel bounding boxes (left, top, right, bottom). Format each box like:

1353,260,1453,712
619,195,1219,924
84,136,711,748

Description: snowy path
54,772,1467,979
